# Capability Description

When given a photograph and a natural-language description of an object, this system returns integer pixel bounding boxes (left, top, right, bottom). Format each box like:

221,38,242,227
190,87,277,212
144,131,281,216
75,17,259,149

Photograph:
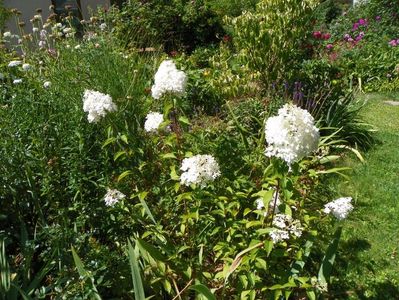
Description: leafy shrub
111,0,225,53
226,0,316,90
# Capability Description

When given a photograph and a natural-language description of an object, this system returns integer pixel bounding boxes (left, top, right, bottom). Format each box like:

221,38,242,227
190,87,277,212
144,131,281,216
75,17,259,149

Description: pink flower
358,18,367,26
326,44,334,50
322,33,331,40
388,39,398,47
352,22,359,31
375,16,381,21
313,31,322,39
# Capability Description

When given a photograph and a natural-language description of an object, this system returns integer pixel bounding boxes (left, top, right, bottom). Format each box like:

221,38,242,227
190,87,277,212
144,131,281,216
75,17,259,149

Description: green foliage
226,0,316,89
111,0,225,53
0,3,380,299
0,0,11,31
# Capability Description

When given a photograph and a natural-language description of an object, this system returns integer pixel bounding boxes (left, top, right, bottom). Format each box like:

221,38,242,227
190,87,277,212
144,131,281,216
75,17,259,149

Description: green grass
331,92,399,299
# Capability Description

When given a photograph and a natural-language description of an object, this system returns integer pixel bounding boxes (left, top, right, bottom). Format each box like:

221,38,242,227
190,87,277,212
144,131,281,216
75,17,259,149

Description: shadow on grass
328,238,399,299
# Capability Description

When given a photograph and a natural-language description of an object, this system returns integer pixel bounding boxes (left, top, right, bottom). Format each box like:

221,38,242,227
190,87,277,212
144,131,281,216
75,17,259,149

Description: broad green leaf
318,227,342,287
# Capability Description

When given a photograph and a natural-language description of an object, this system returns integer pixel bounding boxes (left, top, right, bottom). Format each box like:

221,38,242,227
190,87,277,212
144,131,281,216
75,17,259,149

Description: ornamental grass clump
264,103,320,166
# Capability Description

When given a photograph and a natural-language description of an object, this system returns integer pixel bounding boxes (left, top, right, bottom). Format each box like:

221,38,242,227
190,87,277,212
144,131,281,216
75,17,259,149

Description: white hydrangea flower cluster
144,112,164,132
104,188,125,207
180,154,221,187
269,214,303,243
324,197,353,220
255,191,281,216
151,60,187,99
82,89,117,123
265,104,320,166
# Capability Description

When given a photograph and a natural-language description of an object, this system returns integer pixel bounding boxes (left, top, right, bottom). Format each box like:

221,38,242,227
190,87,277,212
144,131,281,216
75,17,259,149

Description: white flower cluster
104,188,125,207
269,214,303,243
265,104,319,166
255,191,281,216
324,197,353,220
180,154,221,187
8,60,22,67
82,89,117,123
151,60,187,99
144,112,164,132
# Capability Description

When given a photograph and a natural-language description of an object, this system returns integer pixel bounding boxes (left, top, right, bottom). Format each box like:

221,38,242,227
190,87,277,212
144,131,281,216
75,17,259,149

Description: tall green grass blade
0,239,11,293
127,239,146,300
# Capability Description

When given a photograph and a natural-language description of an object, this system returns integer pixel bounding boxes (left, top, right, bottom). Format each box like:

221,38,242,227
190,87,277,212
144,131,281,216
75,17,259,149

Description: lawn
331,92,399,299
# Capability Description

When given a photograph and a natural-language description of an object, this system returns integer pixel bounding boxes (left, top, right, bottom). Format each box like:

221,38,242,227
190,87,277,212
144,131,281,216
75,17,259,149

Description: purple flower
326,44,334,50
359,31,365,37
348,37,354,42
344,33,351,40
375,15,381,21
355,35,363,42
388,39,398,47
358,18,367,26
352,22,359,31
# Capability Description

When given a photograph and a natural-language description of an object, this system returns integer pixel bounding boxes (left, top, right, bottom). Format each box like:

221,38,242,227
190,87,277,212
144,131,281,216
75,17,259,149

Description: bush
111,0,225,53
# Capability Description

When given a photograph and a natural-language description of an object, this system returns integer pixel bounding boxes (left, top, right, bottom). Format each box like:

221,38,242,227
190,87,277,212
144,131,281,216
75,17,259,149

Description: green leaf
306,289,316,300
170,166,180,181
178,116,191,125
120,134,129,144
189,284,216,300
136,239,167,262
318,227,342,287
162,153,177,159
127,240,146,300
71,247,89,278
102,137,116,148
138,192,156,224
290,240,313,276
0,239,10,293
114,150,126,161
118,170,132,182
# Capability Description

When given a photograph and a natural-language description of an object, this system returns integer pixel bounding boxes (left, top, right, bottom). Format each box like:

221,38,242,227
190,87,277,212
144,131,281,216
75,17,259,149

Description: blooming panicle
180,154,220,187
8,60,22,67
144,111,164,132
82,89,117,123
264,103,319,166
269,214,303,243
151,60,187,99
104,188,125,207
324,197,353,220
